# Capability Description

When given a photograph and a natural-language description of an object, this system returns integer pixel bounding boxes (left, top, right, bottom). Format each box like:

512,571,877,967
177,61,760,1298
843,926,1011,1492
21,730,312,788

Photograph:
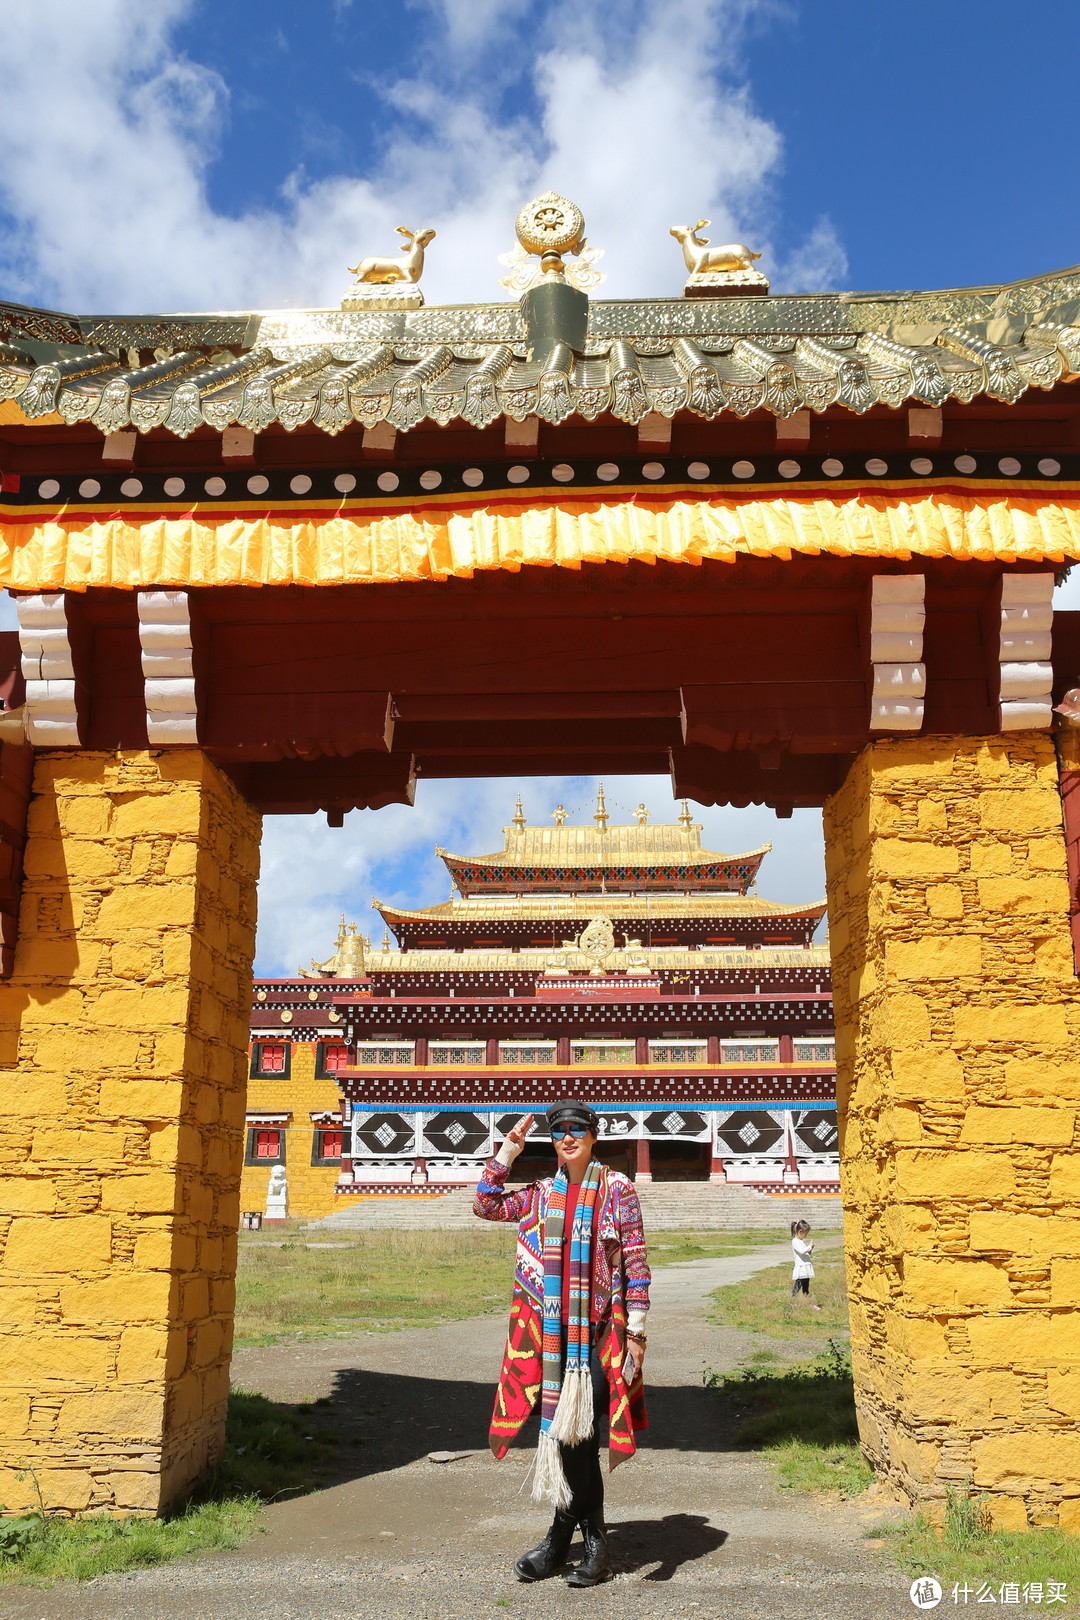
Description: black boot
514,1509,577,1581
565,1513,612,1586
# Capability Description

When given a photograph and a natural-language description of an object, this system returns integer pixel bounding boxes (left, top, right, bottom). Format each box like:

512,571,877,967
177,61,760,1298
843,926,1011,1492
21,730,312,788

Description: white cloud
772,215,849,295
0,0,843,311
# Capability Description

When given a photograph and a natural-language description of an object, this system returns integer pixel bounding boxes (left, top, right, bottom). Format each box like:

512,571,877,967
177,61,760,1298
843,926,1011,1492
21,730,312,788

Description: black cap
546,1099,600,1135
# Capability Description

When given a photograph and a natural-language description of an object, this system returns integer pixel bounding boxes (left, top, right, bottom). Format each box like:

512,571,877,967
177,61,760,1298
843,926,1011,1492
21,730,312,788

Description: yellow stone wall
240,1041,343,1221
0,751,260,1515
825,732,1080,1529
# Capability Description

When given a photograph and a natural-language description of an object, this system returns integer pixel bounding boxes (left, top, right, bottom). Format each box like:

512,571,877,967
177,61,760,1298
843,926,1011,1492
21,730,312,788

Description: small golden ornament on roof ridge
512,794,527,829
497,190,605,295
635,803,650,825
679,799,695,827
552,804,567,826
670,219,769,299
341,225,436,311
594,783,609,831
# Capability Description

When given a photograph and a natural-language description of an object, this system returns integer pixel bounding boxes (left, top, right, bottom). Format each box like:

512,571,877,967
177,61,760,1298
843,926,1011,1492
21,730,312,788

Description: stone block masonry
0,751,260,1515
825,733,1080,1531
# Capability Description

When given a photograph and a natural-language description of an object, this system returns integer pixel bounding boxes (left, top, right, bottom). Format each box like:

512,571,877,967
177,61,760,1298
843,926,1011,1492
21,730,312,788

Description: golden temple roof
374,893,823,924
437,795,768,873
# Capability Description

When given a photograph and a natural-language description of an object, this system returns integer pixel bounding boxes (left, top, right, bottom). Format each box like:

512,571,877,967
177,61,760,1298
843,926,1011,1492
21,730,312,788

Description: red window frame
318,1042,350,1075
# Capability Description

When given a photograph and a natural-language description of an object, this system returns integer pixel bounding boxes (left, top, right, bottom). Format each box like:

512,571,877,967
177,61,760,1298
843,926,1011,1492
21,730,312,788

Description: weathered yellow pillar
826,733,1080,1530
0,751,260,1515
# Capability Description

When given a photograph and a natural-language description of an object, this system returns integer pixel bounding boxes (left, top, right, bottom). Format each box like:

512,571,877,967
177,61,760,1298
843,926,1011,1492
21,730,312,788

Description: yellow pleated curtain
1,488,1079,590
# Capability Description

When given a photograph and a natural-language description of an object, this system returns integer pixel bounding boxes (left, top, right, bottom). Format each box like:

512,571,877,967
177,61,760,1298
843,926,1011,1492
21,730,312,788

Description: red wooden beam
225,752,416,814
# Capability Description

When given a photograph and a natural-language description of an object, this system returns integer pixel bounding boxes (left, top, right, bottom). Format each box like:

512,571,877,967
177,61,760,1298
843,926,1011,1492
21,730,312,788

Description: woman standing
474,1099,650,1587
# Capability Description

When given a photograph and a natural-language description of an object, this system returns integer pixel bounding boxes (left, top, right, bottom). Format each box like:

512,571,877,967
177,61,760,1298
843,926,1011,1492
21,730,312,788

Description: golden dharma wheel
514,191,585,258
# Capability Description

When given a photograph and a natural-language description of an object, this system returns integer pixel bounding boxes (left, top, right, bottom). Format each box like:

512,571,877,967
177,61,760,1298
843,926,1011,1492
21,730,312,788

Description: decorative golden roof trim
362,943,831,973
373,894,825,923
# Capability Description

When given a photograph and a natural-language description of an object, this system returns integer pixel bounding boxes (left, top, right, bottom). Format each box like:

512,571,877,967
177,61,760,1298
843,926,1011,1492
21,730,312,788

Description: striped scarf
533,1160,602,1508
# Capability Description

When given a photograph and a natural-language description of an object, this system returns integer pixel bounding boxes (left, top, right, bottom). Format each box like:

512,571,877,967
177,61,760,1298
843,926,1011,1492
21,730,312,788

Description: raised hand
503,1113,535,1158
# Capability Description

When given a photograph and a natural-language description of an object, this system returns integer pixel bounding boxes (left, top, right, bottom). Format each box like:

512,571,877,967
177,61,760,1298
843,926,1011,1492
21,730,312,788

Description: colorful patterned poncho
473,1154,650,1488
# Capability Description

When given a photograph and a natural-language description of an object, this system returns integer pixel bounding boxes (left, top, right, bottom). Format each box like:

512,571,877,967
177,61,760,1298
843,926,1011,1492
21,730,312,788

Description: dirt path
0,1243,917,1619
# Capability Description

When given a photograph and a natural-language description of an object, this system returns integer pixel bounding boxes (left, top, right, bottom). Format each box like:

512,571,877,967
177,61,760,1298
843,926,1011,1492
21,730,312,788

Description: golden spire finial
552,804,567,826
679,799,694,828
635,802,650,826
594,783,609,831
512,794,527,829
382,929,390,951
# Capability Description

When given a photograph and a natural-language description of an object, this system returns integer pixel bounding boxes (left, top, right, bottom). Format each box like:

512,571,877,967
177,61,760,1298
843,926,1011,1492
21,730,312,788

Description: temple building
242,792,836,1218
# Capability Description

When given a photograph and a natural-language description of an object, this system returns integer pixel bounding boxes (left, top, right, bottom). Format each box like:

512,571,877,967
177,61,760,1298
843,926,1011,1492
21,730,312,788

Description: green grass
206,1389,339,1500
703,1253,862,1500
706,1256,850,1342
705,1340,871,1499
234,1225,795,1348
885,1490,1080,1609
648,1228,799,1262
0,1388,341,1586
0,1498,260,1585
236,1227,519,1345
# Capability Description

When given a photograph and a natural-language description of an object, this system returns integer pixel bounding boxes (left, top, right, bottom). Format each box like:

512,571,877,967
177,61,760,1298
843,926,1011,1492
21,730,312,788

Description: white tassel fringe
532,1431,572,1509
548,1364,595,1446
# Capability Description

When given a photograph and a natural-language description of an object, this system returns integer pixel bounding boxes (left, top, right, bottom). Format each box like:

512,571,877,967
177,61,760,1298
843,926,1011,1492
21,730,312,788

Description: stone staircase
306,1180,843,1233
639,1181,842,1233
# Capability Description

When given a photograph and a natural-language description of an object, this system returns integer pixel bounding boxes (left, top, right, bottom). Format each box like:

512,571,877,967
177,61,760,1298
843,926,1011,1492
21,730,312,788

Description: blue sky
0,0,1076,970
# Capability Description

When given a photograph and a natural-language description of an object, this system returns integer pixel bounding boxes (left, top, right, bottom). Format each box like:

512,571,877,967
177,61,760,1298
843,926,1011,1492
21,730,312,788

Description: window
311,1128,344,1164
250,1042,290,1078
245,1127,285,1164
721,1040,780,1064
354,1042,414,1065
316,1041,351,1076
793,1038,835,1064
500,1042,557,1065
649,1040,707,1064
429,1042,485,1066
571,1042,636,1065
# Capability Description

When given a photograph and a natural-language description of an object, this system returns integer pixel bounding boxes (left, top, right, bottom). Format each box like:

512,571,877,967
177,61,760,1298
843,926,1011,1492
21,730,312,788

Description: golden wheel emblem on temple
578,913,616,975
514,190,585,258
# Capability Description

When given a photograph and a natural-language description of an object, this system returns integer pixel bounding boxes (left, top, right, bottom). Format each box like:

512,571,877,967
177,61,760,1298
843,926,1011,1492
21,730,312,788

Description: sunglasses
551,1124,592,1140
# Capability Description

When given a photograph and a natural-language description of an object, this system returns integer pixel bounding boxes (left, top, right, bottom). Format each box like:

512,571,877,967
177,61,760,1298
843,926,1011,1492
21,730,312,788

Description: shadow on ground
607,1513,729,1578
242,1363,756,1502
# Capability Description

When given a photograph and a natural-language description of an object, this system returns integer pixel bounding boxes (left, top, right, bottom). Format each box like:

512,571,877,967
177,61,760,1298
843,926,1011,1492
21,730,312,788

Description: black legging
559,1339,608,1520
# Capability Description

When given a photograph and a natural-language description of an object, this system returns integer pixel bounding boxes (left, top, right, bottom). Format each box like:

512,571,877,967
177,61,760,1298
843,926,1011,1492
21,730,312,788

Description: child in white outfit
790,1219,819,1308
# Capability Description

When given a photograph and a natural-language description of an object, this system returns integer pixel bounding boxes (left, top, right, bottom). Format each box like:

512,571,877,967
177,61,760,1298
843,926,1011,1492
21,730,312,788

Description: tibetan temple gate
3,192,1080,1526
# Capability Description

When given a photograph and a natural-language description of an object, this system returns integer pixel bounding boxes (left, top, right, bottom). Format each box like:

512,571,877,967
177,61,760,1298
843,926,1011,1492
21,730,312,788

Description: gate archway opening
252,774,830,1220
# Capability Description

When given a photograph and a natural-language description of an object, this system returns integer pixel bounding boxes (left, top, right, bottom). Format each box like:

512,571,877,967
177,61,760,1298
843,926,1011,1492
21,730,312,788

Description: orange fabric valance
1,487,1079,590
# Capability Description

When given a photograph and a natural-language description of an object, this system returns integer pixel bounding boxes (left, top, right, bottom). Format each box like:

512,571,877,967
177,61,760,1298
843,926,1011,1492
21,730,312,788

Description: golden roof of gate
3,263,1080,438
